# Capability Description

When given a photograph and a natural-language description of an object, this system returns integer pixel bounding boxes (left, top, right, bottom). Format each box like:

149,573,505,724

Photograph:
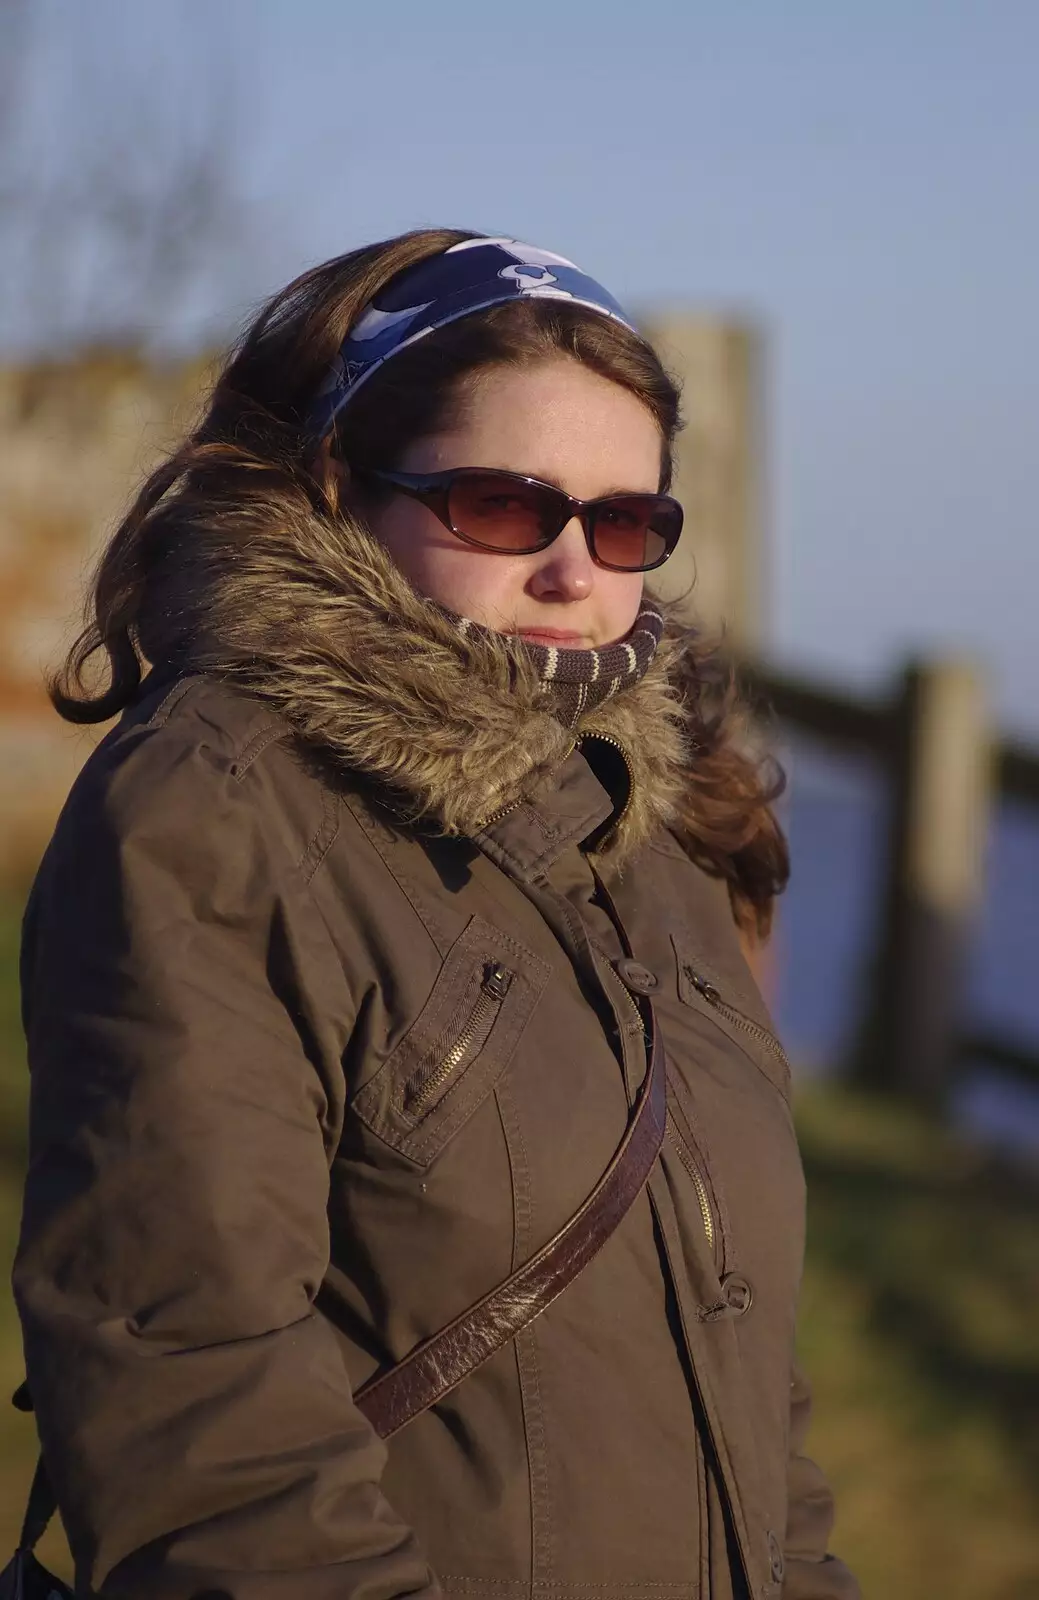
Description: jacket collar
182,500,691,870
476,741,624,882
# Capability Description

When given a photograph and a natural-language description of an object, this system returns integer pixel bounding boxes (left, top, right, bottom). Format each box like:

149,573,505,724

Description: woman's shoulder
46,672,331,880
647,824,732,907
642,825,751,964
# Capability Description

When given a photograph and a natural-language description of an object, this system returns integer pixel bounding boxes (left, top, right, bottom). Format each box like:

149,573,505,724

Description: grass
794,1087,1038,1597
0,886,1036,1596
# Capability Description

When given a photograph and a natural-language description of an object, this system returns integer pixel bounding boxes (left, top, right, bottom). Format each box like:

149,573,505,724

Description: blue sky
7,0,1038,733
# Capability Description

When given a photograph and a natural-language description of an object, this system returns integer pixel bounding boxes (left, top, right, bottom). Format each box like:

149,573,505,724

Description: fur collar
183,498,693,865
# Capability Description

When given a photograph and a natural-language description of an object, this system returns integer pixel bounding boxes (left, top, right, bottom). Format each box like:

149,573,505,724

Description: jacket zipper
477,737,580,832
621,991,718,1254
682,965,791,1073
479,732,630,837
600,901,717,1259
666,1109,715,1252
403,963,513,1114
578,731,633,841
479,800,522,829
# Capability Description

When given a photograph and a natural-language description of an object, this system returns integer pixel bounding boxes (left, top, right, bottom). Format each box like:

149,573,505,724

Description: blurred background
0,2,1036,1593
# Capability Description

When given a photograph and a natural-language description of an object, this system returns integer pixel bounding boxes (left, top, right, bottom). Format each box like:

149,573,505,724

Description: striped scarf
454,603,664,728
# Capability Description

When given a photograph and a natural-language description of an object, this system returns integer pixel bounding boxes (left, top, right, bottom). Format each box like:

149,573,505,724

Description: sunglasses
355,466,683,573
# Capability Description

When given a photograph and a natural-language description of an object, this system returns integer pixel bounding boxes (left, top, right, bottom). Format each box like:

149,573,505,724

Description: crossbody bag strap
9,1384,56,1555
355,1004,667,1439
16,1453,56,1555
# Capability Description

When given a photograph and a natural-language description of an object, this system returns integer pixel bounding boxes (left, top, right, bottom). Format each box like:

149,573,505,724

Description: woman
15,230,858,1599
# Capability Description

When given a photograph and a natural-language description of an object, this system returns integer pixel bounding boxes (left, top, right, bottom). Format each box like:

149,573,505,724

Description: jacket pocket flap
354,915,552,1165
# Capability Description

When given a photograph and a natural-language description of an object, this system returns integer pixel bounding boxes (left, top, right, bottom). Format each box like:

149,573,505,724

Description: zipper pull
483,963,513,1000
685,966,721,1005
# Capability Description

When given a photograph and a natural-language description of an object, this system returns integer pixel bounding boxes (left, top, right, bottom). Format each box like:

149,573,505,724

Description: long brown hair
51,226,787,934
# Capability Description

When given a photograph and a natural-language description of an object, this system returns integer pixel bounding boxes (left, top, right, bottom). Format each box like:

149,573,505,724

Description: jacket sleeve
782,1364,860,1599
14,725,440,1599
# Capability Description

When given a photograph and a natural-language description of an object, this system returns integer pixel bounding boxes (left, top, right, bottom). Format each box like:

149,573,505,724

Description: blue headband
311,236,640,436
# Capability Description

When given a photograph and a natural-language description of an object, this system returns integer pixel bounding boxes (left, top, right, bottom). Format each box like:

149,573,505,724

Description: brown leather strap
354,1007,667,1440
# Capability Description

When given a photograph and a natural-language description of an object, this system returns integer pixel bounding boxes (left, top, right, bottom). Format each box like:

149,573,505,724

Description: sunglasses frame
355,466,683,573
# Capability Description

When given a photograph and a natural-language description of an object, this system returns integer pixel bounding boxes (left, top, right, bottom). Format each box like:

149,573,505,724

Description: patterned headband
310,235,640,437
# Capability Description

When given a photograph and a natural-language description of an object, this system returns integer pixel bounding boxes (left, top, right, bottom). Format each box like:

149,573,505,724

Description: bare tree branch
0,2,251,355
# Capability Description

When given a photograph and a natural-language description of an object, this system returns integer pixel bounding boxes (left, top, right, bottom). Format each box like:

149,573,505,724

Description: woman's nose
526,517,595,602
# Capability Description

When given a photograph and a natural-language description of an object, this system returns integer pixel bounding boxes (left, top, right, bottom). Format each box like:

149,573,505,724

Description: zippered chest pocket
671,933,791,1098
354,915,552,1167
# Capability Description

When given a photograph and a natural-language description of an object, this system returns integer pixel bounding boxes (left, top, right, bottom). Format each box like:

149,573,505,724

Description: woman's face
349,357,664,649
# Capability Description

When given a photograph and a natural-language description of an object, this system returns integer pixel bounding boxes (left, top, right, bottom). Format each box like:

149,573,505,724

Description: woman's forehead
406,363,664,496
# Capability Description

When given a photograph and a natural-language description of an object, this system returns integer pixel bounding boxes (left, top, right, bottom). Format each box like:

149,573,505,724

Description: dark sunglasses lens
447,473,557,552
592,497,683,570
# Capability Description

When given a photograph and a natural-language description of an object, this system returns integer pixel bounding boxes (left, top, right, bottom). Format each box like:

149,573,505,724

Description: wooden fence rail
740,657,1039,1100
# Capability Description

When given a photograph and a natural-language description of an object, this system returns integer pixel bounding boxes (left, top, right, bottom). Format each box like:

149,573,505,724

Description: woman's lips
513,629,592,647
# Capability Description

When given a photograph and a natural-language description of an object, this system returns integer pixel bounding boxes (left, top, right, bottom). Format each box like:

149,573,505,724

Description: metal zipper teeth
480,726,633,839
686,968,790,1069
611,956,716,1253
405,969,511,1114
713,998,791,1069
666,1110,715,1250
615,974,647,1037
477,738,580,832
479,799,522,829
578,731,634,837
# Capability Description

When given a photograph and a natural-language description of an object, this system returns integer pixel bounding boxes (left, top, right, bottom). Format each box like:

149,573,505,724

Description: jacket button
614,958,659,994
767,1529,785,1582
720,1272,754,1315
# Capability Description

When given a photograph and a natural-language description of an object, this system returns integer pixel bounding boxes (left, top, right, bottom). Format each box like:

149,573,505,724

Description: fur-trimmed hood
173,496,694,866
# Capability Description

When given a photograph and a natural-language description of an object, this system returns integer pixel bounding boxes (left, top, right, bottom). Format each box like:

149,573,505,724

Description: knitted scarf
451,602,665,728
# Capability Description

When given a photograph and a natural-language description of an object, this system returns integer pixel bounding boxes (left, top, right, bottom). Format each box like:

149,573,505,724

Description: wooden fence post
638,316,764,654
862,659,993,1099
